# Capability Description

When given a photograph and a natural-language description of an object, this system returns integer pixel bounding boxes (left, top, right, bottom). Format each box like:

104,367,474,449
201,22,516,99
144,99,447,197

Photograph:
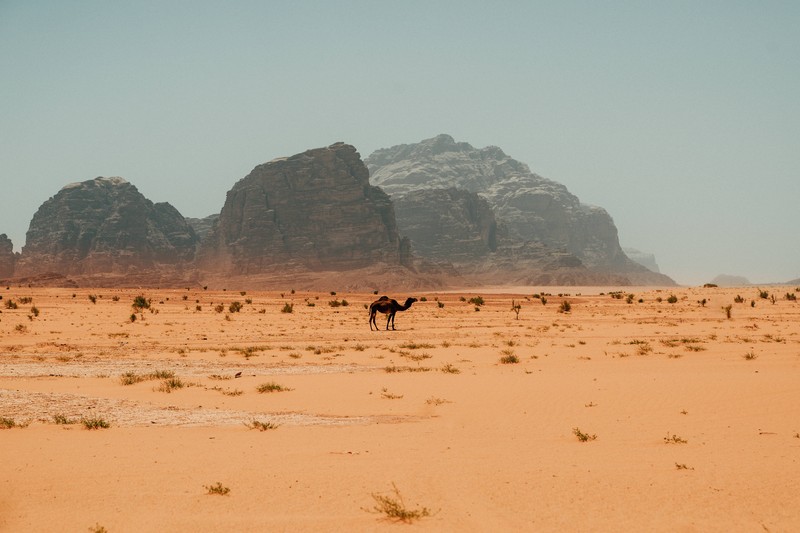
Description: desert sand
1,285,799,532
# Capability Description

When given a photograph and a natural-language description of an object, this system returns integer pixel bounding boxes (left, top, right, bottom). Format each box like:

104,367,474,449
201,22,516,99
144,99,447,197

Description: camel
369,296,417,331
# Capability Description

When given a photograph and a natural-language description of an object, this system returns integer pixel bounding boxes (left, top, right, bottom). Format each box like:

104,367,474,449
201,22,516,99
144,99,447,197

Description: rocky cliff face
392,188,497,263
367,134,673,284
16,177,199,277
0,234,16,278
198,143,409,274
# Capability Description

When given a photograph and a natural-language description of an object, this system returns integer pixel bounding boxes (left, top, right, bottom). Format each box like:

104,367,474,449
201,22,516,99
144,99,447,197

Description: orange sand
1,286,799,531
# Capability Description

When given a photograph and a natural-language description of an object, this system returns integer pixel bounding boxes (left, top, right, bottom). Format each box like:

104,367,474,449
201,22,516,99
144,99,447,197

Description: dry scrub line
0,359,375,379
0,389,397,428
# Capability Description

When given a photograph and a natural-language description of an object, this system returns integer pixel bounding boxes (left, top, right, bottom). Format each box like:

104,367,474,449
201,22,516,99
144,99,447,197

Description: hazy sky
1,1,798,285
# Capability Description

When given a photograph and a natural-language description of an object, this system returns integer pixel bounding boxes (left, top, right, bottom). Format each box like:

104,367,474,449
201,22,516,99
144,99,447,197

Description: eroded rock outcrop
0,234,16,277
198,143,409,274
16,177,199,277
367,134,673,284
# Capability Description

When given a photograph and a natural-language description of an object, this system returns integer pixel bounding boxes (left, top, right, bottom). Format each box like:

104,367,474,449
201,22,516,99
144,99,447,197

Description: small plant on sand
205,482,230,496
256,381,291,393
468,296,484,307
723,304,733,319
572,427,597,442
675,463,694,470
499,353,519,364
511,299,521,319
440,363,461,374
157,377,185,393
246,419,279,431
228,301,243,313
437,301,445,309
88,294,97,304
758,289,769,299
733,294,744,303
281,302,294,313
132,295,151,311
743,351,758,360
364,483,432,523
540,296,548,305
88,523,108,533
81,416,111,430
558,300,572,313
120,372,145,385
664,433,687,444
667,295,678,304
5,299,17,309
53,414,77,425
1,417,18,429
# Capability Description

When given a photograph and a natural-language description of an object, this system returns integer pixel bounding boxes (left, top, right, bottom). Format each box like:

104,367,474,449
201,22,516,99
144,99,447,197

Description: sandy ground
1,285,799,532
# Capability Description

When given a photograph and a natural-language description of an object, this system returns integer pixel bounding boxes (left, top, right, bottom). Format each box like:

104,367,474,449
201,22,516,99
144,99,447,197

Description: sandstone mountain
15,177,199,278
366,134,673,285
198,143,410,275
0,234,16,278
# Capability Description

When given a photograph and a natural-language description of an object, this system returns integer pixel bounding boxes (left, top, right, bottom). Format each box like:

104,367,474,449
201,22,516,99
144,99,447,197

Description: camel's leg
386,313,393,330
369,309,377,331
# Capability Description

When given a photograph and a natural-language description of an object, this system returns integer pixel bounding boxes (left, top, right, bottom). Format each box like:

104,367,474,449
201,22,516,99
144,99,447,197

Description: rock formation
0,234,16,278
367,134,674,285
185,214,219,241
16,177,199,277
623,248,661,273
392,188,497,263
198,143,410,274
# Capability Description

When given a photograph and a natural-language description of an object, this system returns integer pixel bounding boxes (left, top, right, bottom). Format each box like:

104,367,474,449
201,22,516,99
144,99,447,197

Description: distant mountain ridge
2,138,679,288
366,134,673,285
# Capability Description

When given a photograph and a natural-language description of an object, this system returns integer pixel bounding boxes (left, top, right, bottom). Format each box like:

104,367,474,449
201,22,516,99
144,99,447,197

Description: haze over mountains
1,135,677,288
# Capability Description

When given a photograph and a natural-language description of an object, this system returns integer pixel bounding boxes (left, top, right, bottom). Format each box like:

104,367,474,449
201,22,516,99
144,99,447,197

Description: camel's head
406,297,418,305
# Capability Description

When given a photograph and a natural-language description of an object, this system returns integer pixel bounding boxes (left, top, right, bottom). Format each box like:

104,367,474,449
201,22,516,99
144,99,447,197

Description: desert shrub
667,295,678,304
18,296,33,304
365,483,431,523
573,427,597,442
499,354,519,364
132,295,151,310
30,306,39,317
229,301,243,313
468,296,484,306
81,417,110,430
205,482,230,495
558,301,572,313
214,303,225,313
256,381,291,393
786,292,797,301
281,302,294,313
758,289,769,299
437,301,445,309
88,294,97,304
734,295,744,303
5,299,17,309
723,304,733,319
52,414,76,425
246,419,279,431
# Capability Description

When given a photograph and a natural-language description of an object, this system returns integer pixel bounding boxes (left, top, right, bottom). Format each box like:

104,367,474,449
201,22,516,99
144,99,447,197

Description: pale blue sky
1,1,798,284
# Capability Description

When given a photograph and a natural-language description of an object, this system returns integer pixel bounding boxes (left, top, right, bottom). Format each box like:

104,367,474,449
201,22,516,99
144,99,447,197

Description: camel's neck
401,299,415,310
